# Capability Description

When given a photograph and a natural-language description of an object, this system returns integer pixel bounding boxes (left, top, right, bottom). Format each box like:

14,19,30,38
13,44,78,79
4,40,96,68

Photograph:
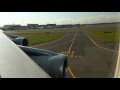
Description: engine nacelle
5,33,29,46
18,45,68,78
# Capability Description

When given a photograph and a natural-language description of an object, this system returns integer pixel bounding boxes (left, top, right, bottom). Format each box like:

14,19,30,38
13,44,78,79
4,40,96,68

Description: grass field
85,29,120,43
5,23,120,46
9,30,65,45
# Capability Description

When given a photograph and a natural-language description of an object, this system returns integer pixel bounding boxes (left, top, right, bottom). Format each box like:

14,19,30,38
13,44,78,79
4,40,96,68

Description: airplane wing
0,30,51,78
0,29,68,78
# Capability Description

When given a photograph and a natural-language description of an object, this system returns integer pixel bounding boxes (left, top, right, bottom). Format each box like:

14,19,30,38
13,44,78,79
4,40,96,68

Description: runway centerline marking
67,31,77,78
67,32,77,56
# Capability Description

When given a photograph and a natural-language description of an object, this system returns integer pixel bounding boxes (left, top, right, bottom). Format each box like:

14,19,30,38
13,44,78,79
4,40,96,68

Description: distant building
3,24,21,30
72,24,80,27
2,23,81,30
59,24,72,28
27,24,38,29
47,24,56,28
20,26,29,30
56,25,63,28
38,25,47,29
4,25,13,28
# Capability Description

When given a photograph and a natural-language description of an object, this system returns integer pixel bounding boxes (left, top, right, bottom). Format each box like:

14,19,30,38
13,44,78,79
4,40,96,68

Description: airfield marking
43,39,73,49
61,51,82,58
67,31,77,78
84,31,119,52
114,43,120,78
67,32,77,56
36,33,69,46
76,56,78,57
68,66,76,78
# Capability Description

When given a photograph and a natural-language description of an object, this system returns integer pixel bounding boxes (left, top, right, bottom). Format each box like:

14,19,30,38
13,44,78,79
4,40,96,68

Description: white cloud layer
55,14,120,24
1,13,120,26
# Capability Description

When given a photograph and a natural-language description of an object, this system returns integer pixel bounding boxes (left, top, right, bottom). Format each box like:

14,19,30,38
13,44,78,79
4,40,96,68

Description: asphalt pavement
32,28,118,78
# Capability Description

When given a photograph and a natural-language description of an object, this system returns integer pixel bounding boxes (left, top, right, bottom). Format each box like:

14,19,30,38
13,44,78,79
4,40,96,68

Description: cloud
75,14,120,24
55,14,120,24
80,15,120,23
54,19,74,24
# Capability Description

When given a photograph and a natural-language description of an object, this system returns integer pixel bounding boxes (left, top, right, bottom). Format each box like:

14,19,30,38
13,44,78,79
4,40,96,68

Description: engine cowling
18,45,68,78
5,33,29,46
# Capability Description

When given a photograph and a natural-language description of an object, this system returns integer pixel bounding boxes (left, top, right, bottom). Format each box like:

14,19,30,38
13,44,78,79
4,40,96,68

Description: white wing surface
0,30,51,78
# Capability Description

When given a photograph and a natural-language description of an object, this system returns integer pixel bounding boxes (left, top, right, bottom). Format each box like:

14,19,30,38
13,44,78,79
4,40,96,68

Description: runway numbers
70,51,74,57
64,51,67,54
61,51,81,58
68,51,70,54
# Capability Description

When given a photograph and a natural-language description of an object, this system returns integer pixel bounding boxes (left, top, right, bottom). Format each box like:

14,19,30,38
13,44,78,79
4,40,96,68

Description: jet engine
5,33,29,46
18,45,68,78
5,33,68,78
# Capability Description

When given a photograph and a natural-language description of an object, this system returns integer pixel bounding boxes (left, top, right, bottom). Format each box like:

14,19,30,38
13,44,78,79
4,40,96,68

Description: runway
32,28,119,78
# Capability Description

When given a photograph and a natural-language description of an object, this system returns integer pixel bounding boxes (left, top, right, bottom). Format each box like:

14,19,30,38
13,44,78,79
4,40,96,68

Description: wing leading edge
0,30,51,78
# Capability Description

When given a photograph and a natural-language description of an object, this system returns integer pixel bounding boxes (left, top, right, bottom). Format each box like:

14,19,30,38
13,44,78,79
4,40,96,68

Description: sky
0,12,120,26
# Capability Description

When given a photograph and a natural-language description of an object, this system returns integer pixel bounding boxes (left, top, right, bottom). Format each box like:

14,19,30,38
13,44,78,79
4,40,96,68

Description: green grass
13,32,65,45
85,30,120,43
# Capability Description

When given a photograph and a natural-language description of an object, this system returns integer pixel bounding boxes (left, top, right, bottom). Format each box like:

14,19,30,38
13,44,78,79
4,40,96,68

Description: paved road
32,28,118,78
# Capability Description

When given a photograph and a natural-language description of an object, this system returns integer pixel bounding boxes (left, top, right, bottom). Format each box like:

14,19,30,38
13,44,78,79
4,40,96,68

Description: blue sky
0,12,120,26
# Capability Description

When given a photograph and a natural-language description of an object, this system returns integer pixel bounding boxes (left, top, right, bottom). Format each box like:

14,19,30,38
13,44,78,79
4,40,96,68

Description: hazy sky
0,12,120,26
